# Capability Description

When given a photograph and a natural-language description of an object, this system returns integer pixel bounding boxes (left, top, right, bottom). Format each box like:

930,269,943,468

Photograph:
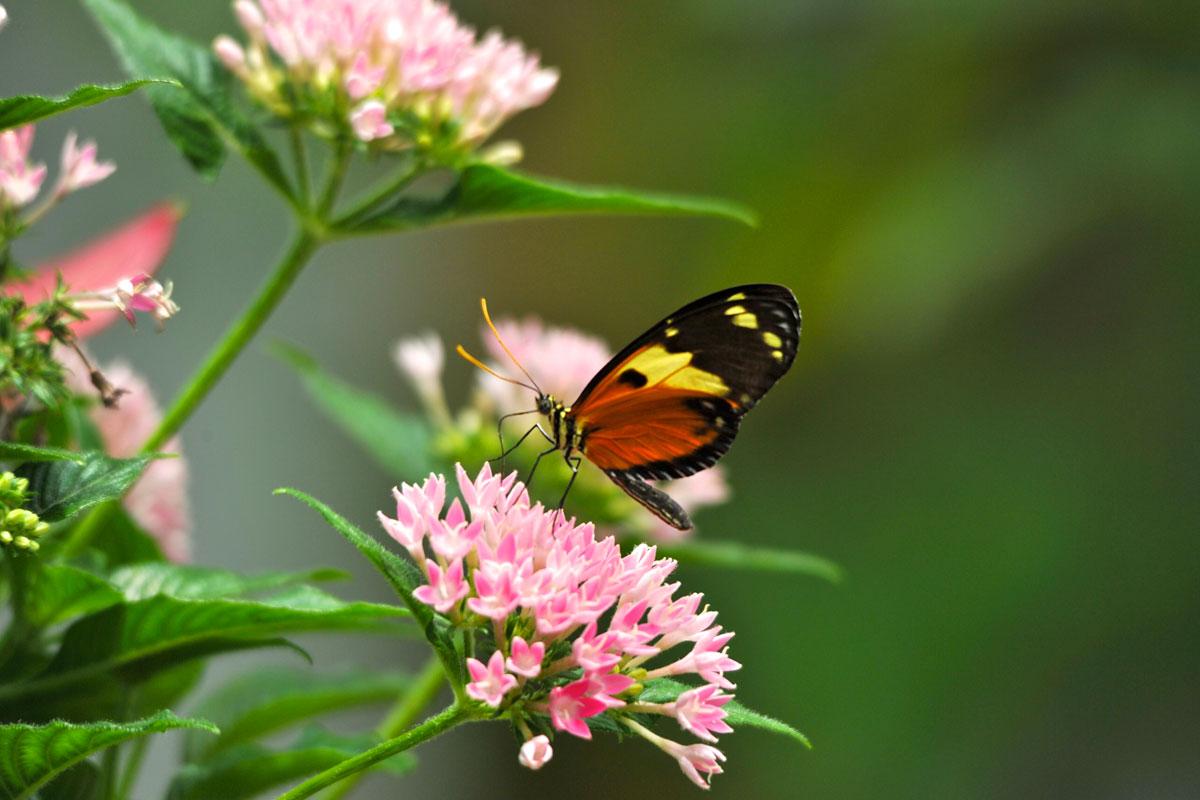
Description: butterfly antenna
479,297,543,395
454,344,538,393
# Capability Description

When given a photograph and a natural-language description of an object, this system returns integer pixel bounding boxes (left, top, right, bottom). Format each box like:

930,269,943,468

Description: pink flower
217,0,558,150
411,557,468,613
0,126,47,207
669,742,727,790
517,734,552,770
465,650,517,707
56,132,116,195
8,203,181,338
672,685,734,743
57,349,191,562
505,636,544,678
393,333,443,394
67,274,180,331
547,678,606,740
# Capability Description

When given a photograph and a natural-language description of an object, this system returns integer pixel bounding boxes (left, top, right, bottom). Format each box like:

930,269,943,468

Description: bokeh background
3,1,1199,798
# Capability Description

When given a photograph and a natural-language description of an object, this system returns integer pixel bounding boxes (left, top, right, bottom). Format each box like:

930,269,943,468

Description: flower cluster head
379,464,742,788
214,0,558,158
0,472,48,553
0,126,114,214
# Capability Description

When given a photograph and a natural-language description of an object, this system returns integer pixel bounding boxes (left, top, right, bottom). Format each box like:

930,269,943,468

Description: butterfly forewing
569,284,800,521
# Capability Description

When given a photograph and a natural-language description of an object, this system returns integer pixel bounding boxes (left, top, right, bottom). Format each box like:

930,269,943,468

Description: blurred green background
3,1,1199,797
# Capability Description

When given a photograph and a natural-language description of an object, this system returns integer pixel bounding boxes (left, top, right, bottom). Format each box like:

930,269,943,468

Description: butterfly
456,284,800,529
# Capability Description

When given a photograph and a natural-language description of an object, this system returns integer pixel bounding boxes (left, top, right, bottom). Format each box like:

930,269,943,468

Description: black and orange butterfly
457,284,800,529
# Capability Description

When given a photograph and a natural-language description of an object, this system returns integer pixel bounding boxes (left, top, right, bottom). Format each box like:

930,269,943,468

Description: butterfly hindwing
604,469,692,530
571,284,800,487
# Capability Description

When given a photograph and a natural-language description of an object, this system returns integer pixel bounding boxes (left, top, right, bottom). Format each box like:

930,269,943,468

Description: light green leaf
0,80,171,132
26,565,123,629
185,667,412,761
0,442,85,465
108,563,347,601
17,453,153,522
638,679,811,748
654,539,844,584
274,488,463,687
0,711,216,800
335,163,757,233
82,0,292,195
170,727,414,800
272,344,434,480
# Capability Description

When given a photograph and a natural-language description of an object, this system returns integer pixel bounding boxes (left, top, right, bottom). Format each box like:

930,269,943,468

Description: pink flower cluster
379,464,741,788
0,126,114,212
214,0,558,149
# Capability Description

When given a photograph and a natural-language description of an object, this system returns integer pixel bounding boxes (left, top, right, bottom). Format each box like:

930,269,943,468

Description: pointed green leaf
82,0,292,195
17,452,153,522
272,343,434,480
274,488,463,687
0,711,216,800
171,727,414,800
639,679,810,748
108,563,347,601
0,80,171,132
335,163,757,234
653,539,844,584
0,442,85,465
185,667,412,760
26,565,123,629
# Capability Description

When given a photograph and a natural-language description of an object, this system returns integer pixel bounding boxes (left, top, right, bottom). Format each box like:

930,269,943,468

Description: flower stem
320,655,446,800
277,703,473,800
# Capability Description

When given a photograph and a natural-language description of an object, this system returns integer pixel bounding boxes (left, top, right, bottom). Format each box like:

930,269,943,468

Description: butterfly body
515,284,801,530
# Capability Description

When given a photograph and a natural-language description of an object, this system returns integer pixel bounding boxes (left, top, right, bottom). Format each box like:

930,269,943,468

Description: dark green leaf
108,563,347,601
86,507,166,568
274,488,463,687
639,679,811,748
272,343,434,480
170,727,414,800
336,163,757,234
0,442,85,465
0,80,171,132
82,0,292,195
17,453,153,522
26,565,123,629
185,667,411,761
653,539,844,584
0,588,406,718
36,761,100,800
0,711,216,800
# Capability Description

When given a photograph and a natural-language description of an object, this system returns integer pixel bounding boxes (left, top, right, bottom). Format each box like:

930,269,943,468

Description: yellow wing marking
732,312,758,329
624,345,730,396
762,331,782,348
727,292,747,301
724,305,746,315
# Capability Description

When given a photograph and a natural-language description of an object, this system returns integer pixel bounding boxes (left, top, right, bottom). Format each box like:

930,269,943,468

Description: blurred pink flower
58,349,191,562
56,132,116,195
377,463,741,785
217,0,558,149
0,126,47,207
8,203,181,337
68,273,180,331
517,734,552,770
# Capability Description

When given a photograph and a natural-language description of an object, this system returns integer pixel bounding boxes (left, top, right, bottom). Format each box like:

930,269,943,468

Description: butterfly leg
525,443,560,489
491,410,542,469
489,422,553,470
556,453,583,512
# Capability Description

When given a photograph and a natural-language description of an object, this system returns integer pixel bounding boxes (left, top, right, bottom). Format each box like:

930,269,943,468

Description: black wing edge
605,469,693,530
574,283,799,406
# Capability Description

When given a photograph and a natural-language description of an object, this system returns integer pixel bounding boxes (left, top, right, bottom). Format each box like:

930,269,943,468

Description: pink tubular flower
67,273,180,331
377,463,742,786
57,349,191,562
518,734,552,770
56,132,116,195
465,650,517,707
0,126,47,207
216,0,558,150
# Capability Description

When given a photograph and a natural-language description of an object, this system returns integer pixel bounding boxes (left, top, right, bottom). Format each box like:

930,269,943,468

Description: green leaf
36,761,100,800
26,565,123,629
185,667,412,761
653,539,844,584
0,80,171,132
335,163,757,234
638,679,811,748
171,727,414,800
274,488,464,687
16,453,153,522
82,0,292,195
272,343,434,480
0,711,216,800
0,442,85,465
0,588,407,719
108,563,347,601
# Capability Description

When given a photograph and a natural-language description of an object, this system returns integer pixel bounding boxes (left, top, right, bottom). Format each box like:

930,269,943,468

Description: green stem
329,157,425,231
320,656,446,800
316,142,353,218
277,704,473,800
290,127,312,208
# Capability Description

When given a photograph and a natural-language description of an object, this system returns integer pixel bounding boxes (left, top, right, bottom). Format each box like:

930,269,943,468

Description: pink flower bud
518,735,553,770
213,35,248,75
349,100,394,142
